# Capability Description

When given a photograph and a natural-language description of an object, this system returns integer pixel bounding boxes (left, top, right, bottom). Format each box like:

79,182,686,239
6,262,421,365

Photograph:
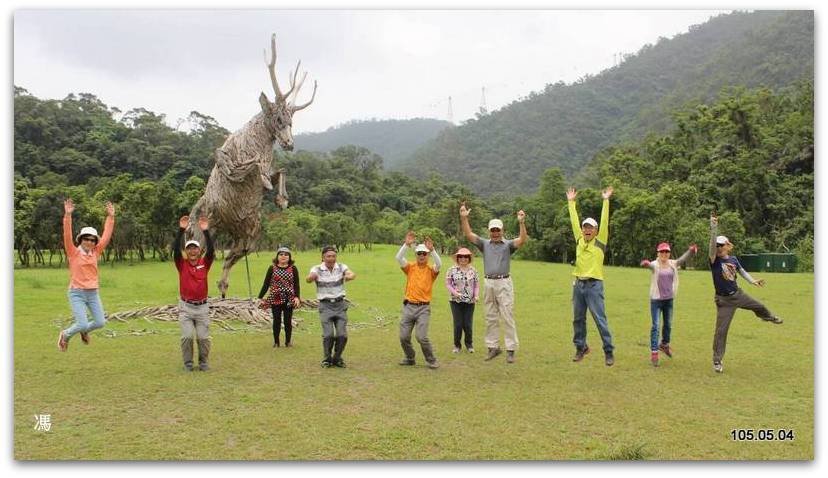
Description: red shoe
80,332,90,345
659,343,673,358
57,331,68,352
650,351,659,367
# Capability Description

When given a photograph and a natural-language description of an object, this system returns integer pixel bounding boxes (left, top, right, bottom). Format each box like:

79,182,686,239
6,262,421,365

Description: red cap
657,242,671,252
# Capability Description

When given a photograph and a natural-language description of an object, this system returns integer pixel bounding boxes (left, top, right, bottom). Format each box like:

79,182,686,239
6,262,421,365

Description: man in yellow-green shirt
567,186,615,366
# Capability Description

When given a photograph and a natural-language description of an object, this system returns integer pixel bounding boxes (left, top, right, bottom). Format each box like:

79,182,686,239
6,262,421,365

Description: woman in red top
58,198,115,352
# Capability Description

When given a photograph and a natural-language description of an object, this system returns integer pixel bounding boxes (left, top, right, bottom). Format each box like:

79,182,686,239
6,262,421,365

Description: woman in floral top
445,247,479,353
258,246,301,347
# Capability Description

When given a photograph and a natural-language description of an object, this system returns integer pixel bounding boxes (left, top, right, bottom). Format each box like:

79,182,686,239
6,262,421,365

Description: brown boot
484,347,502,361
506,350,516,363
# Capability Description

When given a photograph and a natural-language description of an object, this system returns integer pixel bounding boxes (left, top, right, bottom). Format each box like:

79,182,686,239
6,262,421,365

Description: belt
404,300,430,306
484,274,510,279
716,290,738,297
320,296,345,303
576,277,598,282
182,298,208,305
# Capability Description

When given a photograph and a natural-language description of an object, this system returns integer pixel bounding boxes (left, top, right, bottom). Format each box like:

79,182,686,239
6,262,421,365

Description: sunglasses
81,236,97,242
658,250,670,253
457,255,471,259
489,228,501,232
416,252,428,256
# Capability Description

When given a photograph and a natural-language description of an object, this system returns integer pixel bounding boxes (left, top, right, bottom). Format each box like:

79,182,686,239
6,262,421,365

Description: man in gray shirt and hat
459,202,528,363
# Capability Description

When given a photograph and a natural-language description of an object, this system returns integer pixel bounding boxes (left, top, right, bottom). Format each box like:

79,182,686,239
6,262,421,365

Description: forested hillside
399,10,813,196
295,118,451,169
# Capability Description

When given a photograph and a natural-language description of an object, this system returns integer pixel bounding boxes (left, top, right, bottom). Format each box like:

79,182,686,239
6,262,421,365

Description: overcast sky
14,9,729,134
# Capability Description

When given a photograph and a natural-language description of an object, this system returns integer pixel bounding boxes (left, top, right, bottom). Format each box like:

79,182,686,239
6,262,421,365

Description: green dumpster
739,254,763,272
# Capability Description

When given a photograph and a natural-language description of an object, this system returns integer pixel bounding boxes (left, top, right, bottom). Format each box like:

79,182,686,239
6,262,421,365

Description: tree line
14,80,813,271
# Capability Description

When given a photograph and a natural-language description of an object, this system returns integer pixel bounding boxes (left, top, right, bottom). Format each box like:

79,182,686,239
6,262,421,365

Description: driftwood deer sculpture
189,34,316,298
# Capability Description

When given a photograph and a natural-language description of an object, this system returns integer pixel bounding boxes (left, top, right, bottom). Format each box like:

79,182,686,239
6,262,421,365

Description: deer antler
282,60,302,100
264,34,284,102
291,80,317,112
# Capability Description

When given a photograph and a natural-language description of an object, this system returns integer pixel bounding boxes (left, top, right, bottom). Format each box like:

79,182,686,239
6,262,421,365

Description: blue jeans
649,298,674,351
64,288,106,339
572,279,614,354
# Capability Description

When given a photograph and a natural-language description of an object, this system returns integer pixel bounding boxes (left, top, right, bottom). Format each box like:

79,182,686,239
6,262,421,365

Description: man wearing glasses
396,231,442,369
459,203,528,363
567,186,615,366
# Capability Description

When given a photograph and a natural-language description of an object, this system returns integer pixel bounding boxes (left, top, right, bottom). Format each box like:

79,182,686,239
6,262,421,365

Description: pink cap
656,242,671,252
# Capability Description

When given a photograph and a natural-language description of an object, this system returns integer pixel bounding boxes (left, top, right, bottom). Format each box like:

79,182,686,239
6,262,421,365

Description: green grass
14,244,813,460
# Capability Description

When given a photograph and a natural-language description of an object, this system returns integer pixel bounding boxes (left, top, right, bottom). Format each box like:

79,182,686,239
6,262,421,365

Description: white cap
415,244,430,253
488,219,504,230
582,218,598,228
75,226,100,244
716,235,730,245
185,239,201,248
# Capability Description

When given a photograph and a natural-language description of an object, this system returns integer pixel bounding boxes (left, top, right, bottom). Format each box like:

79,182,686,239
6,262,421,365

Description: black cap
321,245,337,255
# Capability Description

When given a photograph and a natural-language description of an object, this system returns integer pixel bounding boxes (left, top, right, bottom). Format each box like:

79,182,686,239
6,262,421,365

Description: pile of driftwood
105,298,334,330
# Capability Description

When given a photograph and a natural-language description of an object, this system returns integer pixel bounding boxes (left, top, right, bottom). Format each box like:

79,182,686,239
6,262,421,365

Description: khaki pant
483,277,518,351
400,303,436,363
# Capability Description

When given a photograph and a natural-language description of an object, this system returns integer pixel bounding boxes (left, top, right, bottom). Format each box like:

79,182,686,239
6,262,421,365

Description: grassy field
13,244,813,460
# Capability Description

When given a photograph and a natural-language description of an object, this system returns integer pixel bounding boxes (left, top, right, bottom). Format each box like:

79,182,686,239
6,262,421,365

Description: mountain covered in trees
398,10,813,196
294,118,452,169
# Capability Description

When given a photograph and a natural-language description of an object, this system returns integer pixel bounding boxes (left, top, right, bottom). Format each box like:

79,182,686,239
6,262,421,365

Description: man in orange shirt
58,198,115,351
396,231,442,369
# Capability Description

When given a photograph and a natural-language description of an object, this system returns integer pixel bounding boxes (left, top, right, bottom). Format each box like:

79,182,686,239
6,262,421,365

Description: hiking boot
572,346,590,362
321,359,333,368
80,332,90,345
398,358,415,366
334,358,347,368
651,351,659,367
467,347,475,354
198,363,210,371
57,330,68,352
452,347,461,354
506,350,516,363
659,343,672,358
764,316,784,325
713,362,723,373
484,347,502,361
426,361,440,369
605,353,615,367
184,363,194,372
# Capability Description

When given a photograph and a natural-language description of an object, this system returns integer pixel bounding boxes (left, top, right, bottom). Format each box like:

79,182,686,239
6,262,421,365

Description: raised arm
199,216,215,262
459,202,479,243
597,187,612,244
396,231,414,268
96,201,116,252
425,237,442,272
513,210,528,248
709,215,718,264
675,244,698,267
173,215,187,262
567,188,581,241
63,199,76,254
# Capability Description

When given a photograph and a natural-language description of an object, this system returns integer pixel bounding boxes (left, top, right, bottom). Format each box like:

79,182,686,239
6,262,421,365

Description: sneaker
57,331,68,352
651,351,659,367
572,346,590,362
80,332,90,345
398,358,415,366
506,350,516,363
452,347,461,354
713,362,723,373
467,347,475,354
426,361,440,369
285,342,293,347
321,359,333,368
658,343,672,358
605,353,615,367
765,316,784,325
484,347,502,361
334,358,347,368
274,342,281,348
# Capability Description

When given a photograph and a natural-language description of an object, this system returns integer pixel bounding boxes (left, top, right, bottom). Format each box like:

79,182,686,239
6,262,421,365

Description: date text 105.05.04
730,429,795,441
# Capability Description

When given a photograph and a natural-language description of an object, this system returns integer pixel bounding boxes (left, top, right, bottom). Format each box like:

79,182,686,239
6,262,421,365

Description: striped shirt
310,262,350,300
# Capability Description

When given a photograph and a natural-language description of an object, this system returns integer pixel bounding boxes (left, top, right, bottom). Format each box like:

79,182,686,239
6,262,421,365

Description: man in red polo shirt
174,215,215,371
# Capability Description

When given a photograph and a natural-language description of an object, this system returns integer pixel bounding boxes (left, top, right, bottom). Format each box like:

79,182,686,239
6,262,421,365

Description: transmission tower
479,87,488,115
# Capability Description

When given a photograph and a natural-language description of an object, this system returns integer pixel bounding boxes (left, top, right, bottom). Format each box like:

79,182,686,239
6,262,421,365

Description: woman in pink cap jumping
640,241,697,366
445,247,480,354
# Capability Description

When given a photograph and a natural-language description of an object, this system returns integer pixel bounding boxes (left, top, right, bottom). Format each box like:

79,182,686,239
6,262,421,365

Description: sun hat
75,226,100,244
581,218,598,228
488,219,504,230
185,239,201,248
657,242,671,252
716,235,730,246
415,244,430,253
454,247,473,263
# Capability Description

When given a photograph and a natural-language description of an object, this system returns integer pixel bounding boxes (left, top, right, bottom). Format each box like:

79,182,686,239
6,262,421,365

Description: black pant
271,304,293,345
449,301,475,348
